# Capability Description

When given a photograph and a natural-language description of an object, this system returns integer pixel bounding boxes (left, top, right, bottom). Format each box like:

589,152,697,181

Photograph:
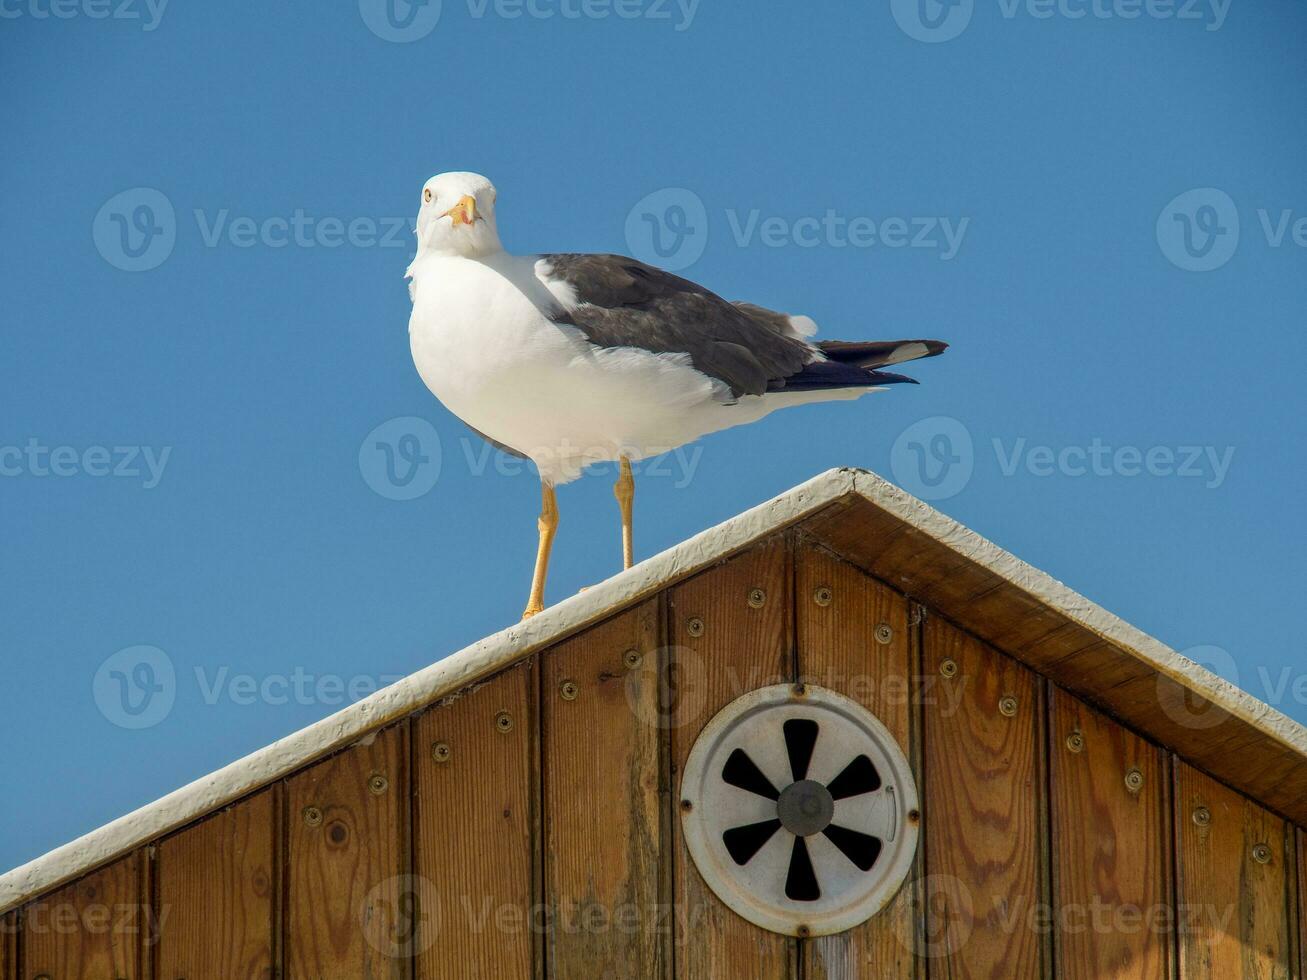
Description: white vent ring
679,684,919,937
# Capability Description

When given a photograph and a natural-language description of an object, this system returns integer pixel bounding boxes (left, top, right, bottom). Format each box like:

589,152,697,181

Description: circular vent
679,684,919,937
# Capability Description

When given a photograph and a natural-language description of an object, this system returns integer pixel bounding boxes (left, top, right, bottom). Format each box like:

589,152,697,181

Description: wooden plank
22,853,143,979
919,616,1045,979
1298,827,1306,980
541,601,669,979
1048,688,1173,979
2,911,14,980
670,535,796,980
286,722,408,980
414,662,537,980
1173,761,1292,979
794,545,916,979
155,789,278,980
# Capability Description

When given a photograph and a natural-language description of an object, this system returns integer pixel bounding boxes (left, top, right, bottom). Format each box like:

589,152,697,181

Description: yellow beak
444,195,478,227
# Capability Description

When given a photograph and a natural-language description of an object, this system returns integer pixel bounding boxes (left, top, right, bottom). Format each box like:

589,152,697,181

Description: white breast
407,252,861,484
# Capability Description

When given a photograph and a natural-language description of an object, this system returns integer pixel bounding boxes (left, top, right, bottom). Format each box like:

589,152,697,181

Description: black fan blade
722,748,780,800
823,824,883,872
722,819,782,866
784,836,821,902
783,718,819,782
825,754,881,799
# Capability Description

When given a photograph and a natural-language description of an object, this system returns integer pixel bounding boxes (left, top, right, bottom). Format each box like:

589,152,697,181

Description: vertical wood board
795,545,916,980
155,789,278,980
542,600,668,979
669,536,796,980
1049,688,1173,979
1173,761,1292,979
286,722,408,980
414,662,537,980
920,617,1045,979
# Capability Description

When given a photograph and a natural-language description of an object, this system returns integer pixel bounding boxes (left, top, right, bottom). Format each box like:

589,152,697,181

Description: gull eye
423,188,433,204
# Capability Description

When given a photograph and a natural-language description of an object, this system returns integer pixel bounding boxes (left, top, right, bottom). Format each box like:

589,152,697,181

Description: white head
411,171,503,261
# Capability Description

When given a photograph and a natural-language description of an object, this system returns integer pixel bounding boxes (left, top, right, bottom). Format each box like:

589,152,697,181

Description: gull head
413,171,503,260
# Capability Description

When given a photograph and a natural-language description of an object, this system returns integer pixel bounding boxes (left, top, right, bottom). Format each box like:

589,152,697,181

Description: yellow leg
614,456,635,571
522,481,559,620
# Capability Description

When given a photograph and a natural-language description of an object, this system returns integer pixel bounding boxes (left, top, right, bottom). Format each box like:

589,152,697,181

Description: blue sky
1,0,1304,871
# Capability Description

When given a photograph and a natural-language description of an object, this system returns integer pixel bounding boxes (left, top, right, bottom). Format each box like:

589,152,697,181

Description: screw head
368,774,389,796
998,695,1019,718
796,924,811,938
686,616,705,637
1192,806,1212,827
495,711,514,734
560,679,579,701
747,587,766,608
1124,768,1144,793
1066,731,1085,753
302,805,324,828
874,623,894,645
939,658,958,679
622,648,642,669
813,586,833,607
1252,843,1273,865
431,741,451,764
680,798,693,812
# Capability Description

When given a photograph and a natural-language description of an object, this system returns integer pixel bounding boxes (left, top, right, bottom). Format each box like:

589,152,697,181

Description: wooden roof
3,466,1304,914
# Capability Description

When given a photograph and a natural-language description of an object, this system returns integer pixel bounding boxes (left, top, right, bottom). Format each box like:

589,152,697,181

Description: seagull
406,172,947,620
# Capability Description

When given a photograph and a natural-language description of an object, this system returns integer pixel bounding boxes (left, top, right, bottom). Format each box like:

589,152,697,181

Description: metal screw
939,658,958,678
874,623,894,645
747,588,766,608
495,711,514,734
302,806,324,828
368,774,389,796
1252,843,1273,865
686,617,705,637
998,695,1019,718
796,924,811,938
1124,768,1144,793
431,741,451,764
680,798,693,812
813,586,833,607
1066,731,1085,753
622,648,642,669
560,679,579,701
1192,806,1212,827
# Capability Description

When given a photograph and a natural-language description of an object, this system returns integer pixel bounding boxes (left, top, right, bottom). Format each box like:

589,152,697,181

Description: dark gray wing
537,254,816,399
